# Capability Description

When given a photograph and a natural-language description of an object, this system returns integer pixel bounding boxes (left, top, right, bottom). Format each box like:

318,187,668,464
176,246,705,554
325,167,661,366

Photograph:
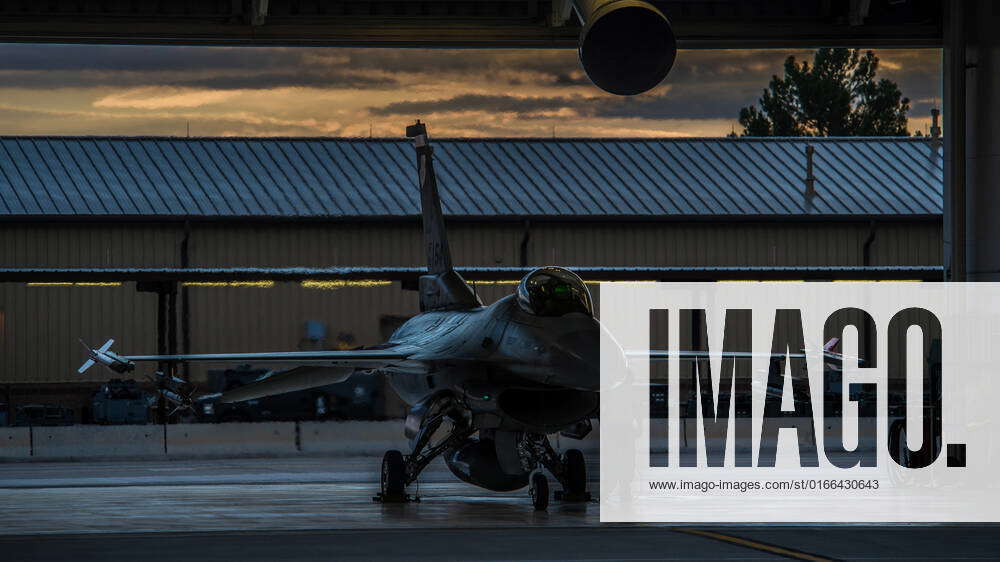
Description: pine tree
739,49,910,137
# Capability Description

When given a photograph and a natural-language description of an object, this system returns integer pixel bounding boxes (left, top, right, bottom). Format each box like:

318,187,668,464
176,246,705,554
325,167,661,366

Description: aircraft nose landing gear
519,434,592,508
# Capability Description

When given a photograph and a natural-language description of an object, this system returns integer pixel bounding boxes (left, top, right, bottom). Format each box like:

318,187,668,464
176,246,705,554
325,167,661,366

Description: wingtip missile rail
77,338,135,374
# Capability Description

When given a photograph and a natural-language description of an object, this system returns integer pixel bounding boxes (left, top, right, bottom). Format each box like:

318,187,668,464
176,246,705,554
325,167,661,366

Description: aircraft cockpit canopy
516,267,593,317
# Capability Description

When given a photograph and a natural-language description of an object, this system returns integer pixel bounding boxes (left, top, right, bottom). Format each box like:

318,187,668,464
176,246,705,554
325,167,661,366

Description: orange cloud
94,87,239,109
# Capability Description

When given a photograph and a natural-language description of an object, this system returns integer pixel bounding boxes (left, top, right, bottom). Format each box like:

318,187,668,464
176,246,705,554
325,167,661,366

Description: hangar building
0,136,942,418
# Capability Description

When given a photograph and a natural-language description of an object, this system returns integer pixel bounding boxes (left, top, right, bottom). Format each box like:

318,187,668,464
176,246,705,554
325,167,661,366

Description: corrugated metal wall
0,221,941,270
0,283,157,384
0,223,182,268
185,222,942,269
527,222,940,267
0,220,941,384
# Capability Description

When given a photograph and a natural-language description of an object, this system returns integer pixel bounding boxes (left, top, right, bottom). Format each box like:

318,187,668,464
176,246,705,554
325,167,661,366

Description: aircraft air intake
574,0,677,96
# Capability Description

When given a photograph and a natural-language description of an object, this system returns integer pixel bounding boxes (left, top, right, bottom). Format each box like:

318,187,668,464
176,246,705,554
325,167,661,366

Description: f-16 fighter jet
81,121,600,511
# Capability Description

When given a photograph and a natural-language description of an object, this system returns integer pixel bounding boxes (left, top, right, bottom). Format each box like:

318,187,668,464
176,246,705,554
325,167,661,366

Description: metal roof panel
0,137,944,219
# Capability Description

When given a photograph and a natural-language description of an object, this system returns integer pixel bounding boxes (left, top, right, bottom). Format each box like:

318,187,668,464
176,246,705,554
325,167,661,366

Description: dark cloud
179,71,396,90
337,48,579,77
0,69,398,91
0,44,397,90
369,82,766,122
0,44,301,72
553,72,589,86
0,43,578,88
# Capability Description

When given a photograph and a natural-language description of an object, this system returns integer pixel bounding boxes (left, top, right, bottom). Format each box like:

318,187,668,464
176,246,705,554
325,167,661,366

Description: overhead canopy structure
0,265,946,283
0,1,941,49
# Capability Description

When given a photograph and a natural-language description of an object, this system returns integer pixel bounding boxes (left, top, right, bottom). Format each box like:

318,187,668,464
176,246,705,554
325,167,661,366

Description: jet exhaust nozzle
575,0,677,96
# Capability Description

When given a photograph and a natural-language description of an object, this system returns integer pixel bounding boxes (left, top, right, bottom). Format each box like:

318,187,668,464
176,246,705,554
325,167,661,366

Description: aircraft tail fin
407,120,453,274
405,121,481,311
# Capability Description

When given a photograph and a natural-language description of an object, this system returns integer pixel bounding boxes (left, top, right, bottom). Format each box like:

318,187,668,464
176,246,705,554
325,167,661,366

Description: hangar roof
0,137,942,220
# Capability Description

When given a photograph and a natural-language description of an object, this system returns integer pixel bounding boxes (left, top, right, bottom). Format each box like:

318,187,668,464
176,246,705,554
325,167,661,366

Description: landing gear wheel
529,471,549,511
554,448,591,502
380,450,407,502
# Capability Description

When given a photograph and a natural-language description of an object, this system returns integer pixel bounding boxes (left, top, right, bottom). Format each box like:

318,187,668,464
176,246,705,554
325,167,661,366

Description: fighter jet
80,121,601,511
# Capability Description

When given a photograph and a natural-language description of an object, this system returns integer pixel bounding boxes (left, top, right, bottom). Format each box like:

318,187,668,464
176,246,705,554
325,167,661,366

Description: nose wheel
519,434,593,504
529,471,549,511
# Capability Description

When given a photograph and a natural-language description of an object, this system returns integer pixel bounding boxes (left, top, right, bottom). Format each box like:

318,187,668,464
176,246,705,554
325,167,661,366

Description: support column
943,0,966,281
180,222,191,382
137,280,178,423
965,0,1000,281
156,286,169,423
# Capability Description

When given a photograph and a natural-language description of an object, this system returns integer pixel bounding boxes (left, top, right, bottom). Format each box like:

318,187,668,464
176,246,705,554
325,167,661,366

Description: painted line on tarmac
674,529,837,561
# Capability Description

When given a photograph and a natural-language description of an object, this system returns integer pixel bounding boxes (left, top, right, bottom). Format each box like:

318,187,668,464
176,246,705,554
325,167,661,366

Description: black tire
381,450,407,499
562,449,587,494
529,471,549,511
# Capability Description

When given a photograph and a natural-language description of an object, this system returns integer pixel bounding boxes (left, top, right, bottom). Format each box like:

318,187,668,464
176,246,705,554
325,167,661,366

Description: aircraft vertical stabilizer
406,121,482,311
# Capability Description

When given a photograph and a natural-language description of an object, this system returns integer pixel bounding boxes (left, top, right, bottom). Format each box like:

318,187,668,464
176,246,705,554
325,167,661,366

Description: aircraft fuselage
381,294,599,435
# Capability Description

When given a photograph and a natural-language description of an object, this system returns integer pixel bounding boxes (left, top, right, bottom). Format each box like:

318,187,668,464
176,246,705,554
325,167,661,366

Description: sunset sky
0,44,941,138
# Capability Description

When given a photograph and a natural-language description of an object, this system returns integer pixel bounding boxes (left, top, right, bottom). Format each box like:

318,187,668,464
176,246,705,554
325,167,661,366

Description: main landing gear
378,432,590,511
375,395,473,504
374,395,591,511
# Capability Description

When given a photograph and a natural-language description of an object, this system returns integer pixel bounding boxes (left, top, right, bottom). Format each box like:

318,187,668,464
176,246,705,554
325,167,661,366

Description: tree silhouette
739,49,910,137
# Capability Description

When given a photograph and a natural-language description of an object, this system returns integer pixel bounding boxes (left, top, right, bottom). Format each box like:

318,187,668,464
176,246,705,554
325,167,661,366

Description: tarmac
0,456,997,561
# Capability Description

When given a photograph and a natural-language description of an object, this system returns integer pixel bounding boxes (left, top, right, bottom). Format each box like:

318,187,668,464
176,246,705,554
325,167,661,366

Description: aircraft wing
637,349,856,362
638,351,782,361
78,338,418,375
639,337,853,362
